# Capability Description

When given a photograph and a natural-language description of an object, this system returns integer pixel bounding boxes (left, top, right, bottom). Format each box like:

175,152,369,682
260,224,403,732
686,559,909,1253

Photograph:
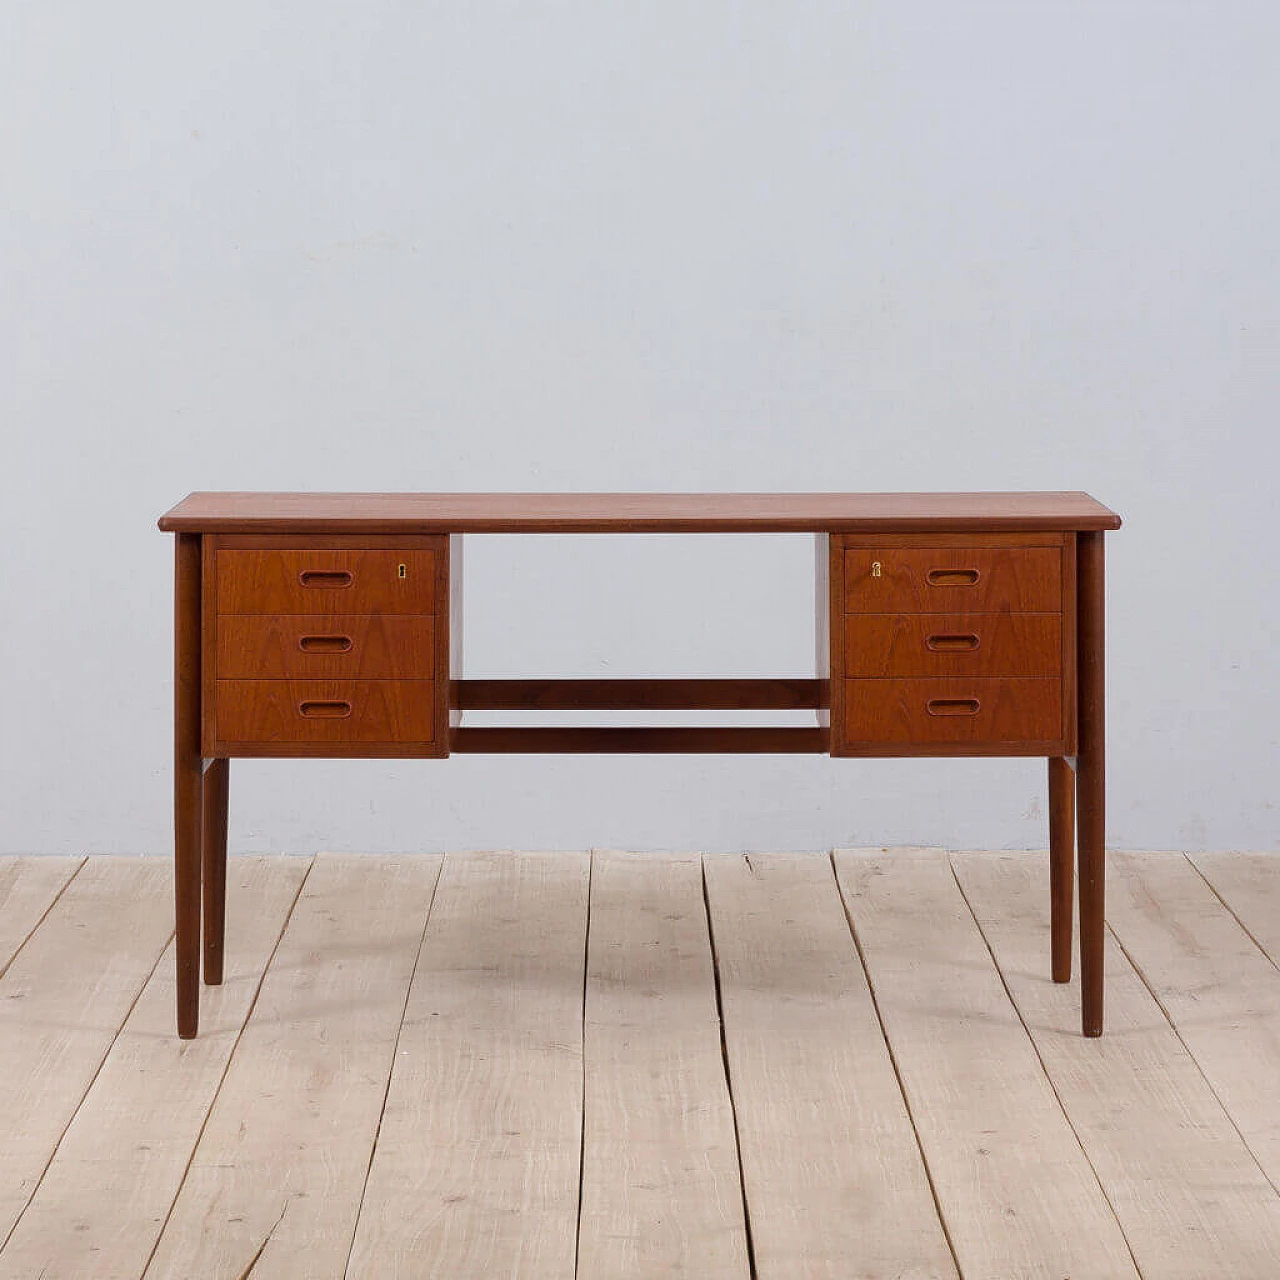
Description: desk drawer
217,549,438,614
216,615,435,680
215,680,437,745
843,677,1061,746
844,546,1060,613
844,613,1061,678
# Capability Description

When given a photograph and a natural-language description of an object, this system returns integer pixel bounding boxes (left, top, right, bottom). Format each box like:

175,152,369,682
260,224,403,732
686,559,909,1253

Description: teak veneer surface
159,491,1122,533
843,676,1063,746
216,547,439,614
842,612,1062,678
216,614,436,680
215,679,438,746
842,544,1063,613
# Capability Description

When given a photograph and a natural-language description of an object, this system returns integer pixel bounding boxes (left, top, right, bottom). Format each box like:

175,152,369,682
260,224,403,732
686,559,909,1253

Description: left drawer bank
200,534,451,757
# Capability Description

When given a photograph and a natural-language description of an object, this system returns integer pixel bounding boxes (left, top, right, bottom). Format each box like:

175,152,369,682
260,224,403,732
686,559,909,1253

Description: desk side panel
1062,533,1078,754
816,533,834,733
448,535,463,731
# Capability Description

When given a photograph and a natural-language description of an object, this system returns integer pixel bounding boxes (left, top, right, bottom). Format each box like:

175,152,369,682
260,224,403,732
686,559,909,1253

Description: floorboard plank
834,847,1137,1279
577,851,750,1280
1190,852,1280,968
345,851,589,1280
0,856,309,1280
1108,851,1280,1191
0,857,175,1247
5,848,1276,1278
143,853,441,1280
0,857,84,977
955,849,1280,1278
704,852,956,1280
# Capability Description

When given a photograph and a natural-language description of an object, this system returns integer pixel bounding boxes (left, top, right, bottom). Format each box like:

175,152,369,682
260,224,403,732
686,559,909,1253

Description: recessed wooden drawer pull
298,570,353,589
926,632,981,653
926,697,981,716
298,634,353,654
298,699,352,718
926,568,980,587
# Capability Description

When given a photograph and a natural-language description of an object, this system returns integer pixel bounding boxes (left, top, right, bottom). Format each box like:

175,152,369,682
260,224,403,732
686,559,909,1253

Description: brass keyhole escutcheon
398,563,407,580
871,560,882,578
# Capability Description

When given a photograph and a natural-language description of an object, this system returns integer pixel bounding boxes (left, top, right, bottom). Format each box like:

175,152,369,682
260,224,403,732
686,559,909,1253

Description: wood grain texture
953,851,1280,1280
143,854,441,1280
1107,851,1280,1189
454,678,822,711
578,852,749,1280
159,491,1124,534
1189,852,1280,965
843,612,1062,678
0,858,176,1245
4,851,1279,1277
834,847,1137,1279
843,545,1063,613
0,857,82,976
204,534,452,760
0,857,308,1280
703,853,956,1280
215,678,437,746
842,676,1062,746
215,547,440,614
346,851,589,1280
216,614,436,679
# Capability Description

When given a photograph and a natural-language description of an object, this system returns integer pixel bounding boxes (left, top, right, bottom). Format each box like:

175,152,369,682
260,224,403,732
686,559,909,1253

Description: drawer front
843,677,1062,745
216,615,435,680
844,547,1061,613
216,549,438,614
844,613,1061,678
216,680,436,744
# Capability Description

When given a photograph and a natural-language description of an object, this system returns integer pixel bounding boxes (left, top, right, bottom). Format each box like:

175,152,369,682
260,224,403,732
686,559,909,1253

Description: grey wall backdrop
3,2,1276,854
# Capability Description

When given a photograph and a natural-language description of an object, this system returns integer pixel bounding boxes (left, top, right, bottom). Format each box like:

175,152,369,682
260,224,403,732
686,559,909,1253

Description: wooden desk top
159,491,1121,534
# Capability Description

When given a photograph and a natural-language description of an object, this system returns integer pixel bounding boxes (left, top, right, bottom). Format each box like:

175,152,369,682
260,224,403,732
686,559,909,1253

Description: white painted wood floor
1,849,1279,1279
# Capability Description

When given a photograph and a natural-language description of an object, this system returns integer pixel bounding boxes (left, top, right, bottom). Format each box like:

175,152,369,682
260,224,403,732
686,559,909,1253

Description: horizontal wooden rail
453,678,825,711
449,726,830,754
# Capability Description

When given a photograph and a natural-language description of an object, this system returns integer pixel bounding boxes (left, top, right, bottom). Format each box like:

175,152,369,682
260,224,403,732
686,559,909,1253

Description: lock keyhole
871,560,882,578
397,563,407,579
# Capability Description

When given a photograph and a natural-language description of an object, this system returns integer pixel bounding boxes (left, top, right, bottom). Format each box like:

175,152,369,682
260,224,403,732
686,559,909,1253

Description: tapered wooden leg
1077,532,1106,1036
175,533,203,1038
1048,755,1074,984
202,757,229,986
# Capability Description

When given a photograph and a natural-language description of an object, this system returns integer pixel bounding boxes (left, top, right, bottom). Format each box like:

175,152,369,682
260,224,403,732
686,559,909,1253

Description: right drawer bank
830,533,1076,756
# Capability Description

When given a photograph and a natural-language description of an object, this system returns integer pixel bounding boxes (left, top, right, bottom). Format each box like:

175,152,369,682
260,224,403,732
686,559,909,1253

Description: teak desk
159,492,1121,1039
